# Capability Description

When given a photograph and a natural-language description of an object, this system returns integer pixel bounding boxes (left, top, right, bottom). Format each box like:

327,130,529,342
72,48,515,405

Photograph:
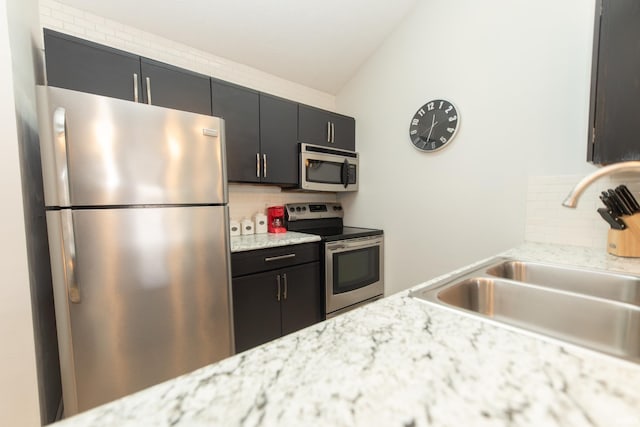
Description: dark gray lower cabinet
231,243,323,353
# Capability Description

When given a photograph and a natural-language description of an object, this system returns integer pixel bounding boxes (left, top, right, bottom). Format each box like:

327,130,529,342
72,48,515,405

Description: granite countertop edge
230,231,322,253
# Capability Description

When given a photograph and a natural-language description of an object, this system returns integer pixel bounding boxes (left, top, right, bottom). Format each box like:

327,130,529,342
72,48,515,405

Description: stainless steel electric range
285,202,384,318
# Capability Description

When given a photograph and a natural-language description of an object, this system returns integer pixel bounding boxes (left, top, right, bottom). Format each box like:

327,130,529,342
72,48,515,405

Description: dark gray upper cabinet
44,29,212,116
259,94,299,186
588,0,640,164
140,59,211,115
43,29,356,187
44,29,142,102
298,104,355,151
211,80,260,183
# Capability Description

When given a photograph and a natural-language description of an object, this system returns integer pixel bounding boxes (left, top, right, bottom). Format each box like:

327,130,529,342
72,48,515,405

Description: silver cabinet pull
264,253,296,262
283,273,288,300
276,274,281,302
61,210,80,303
133,73,139,102
256,153,260,178
327,121,331,143
263,154,267,177
145,76,152,105
331,122,335,143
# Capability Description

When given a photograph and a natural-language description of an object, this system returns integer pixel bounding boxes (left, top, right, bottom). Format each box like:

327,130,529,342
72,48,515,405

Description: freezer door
47,206,233,415
37,85,227,207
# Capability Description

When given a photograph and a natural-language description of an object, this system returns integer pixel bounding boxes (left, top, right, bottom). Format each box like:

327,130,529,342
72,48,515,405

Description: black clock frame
409,99,459,152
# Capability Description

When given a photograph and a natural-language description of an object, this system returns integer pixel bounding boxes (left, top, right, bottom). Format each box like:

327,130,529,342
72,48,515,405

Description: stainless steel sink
410,257,640,363
485,260,640,305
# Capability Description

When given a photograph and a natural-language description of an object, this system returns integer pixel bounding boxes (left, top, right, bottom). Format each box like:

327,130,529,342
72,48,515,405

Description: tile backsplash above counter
228,184,336,226
526,174,640,250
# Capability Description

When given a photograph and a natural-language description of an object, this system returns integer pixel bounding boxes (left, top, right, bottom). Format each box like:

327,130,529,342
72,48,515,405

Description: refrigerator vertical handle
60,210,81,304
53,107,72,207
133,73,139,102
145,77,152,105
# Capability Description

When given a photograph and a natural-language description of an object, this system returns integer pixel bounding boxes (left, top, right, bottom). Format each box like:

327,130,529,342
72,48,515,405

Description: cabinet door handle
145,77,152,105
133,73,139,103
256,153,260,178
263,154,267,177
276,274,281,302
264,253,296,262
326,121,331,143
331,122,335,143
283,273,288,300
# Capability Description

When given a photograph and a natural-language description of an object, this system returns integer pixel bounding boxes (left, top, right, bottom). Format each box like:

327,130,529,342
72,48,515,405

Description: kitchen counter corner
230,231,321,253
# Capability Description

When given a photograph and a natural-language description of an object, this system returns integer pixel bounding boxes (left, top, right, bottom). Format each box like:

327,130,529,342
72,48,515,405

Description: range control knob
296,207,302,212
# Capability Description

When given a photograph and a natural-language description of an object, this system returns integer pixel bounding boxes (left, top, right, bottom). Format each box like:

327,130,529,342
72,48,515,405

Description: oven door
300,143,358,192
325,235,384,315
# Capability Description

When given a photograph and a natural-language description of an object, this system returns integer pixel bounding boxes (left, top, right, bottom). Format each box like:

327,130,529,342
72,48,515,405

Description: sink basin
485,260,640,305
410,257,640,363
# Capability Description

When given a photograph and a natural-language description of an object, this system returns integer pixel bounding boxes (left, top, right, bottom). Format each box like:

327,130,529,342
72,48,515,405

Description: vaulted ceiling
56,0,419,94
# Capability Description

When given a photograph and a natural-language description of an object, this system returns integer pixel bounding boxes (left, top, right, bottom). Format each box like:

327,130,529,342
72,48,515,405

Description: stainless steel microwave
299,143,358,192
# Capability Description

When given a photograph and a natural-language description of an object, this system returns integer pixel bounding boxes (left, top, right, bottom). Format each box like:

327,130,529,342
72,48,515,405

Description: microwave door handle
341,159,349,188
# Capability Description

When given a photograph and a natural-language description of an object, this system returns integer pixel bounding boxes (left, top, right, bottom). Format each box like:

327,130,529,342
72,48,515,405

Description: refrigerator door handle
53,107,72,207
60,210,81,303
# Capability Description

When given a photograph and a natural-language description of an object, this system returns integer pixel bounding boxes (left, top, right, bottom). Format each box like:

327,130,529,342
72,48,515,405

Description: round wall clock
409,99,459,152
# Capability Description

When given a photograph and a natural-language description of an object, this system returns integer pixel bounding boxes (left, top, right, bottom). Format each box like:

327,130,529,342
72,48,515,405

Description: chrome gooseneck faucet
562,161,640,208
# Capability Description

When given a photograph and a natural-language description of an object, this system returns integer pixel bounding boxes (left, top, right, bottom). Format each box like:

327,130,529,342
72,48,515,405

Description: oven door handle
327,238,382,252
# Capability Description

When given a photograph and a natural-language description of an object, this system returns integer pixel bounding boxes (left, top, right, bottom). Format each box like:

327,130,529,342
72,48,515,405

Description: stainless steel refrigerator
36,86,234,416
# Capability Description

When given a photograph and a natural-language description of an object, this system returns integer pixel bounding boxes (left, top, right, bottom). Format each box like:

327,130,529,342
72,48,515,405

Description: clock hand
425,114,436,142
420,120,439,137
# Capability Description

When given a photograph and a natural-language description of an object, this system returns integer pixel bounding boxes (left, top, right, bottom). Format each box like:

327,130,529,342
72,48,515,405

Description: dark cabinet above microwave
298,104,355,151
588,0,640,164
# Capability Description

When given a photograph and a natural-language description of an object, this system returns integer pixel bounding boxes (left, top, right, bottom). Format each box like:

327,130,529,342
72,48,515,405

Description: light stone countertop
53,242,640,426
230,231,321,253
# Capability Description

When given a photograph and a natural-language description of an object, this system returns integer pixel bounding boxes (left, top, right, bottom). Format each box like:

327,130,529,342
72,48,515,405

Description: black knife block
607,213,640,257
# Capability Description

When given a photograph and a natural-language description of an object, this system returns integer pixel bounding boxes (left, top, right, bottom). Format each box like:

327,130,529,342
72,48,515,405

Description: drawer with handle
231,242,320,277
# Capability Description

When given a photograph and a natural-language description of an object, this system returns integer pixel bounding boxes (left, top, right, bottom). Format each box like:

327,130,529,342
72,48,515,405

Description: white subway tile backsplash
228,184,337,224
525,174,640,250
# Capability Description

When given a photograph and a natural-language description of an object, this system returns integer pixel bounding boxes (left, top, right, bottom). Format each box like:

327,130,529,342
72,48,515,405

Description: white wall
0,0,41,424
337,0,598,294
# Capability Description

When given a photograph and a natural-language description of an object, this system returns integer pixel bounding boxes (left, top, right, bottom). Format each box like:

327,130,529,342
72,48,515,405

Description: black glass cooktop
292,225,383,242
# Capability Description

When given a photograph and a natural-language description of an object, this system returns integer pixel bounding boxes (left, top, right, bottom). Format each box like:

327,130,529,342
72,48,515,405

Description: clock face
409,99,459,152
